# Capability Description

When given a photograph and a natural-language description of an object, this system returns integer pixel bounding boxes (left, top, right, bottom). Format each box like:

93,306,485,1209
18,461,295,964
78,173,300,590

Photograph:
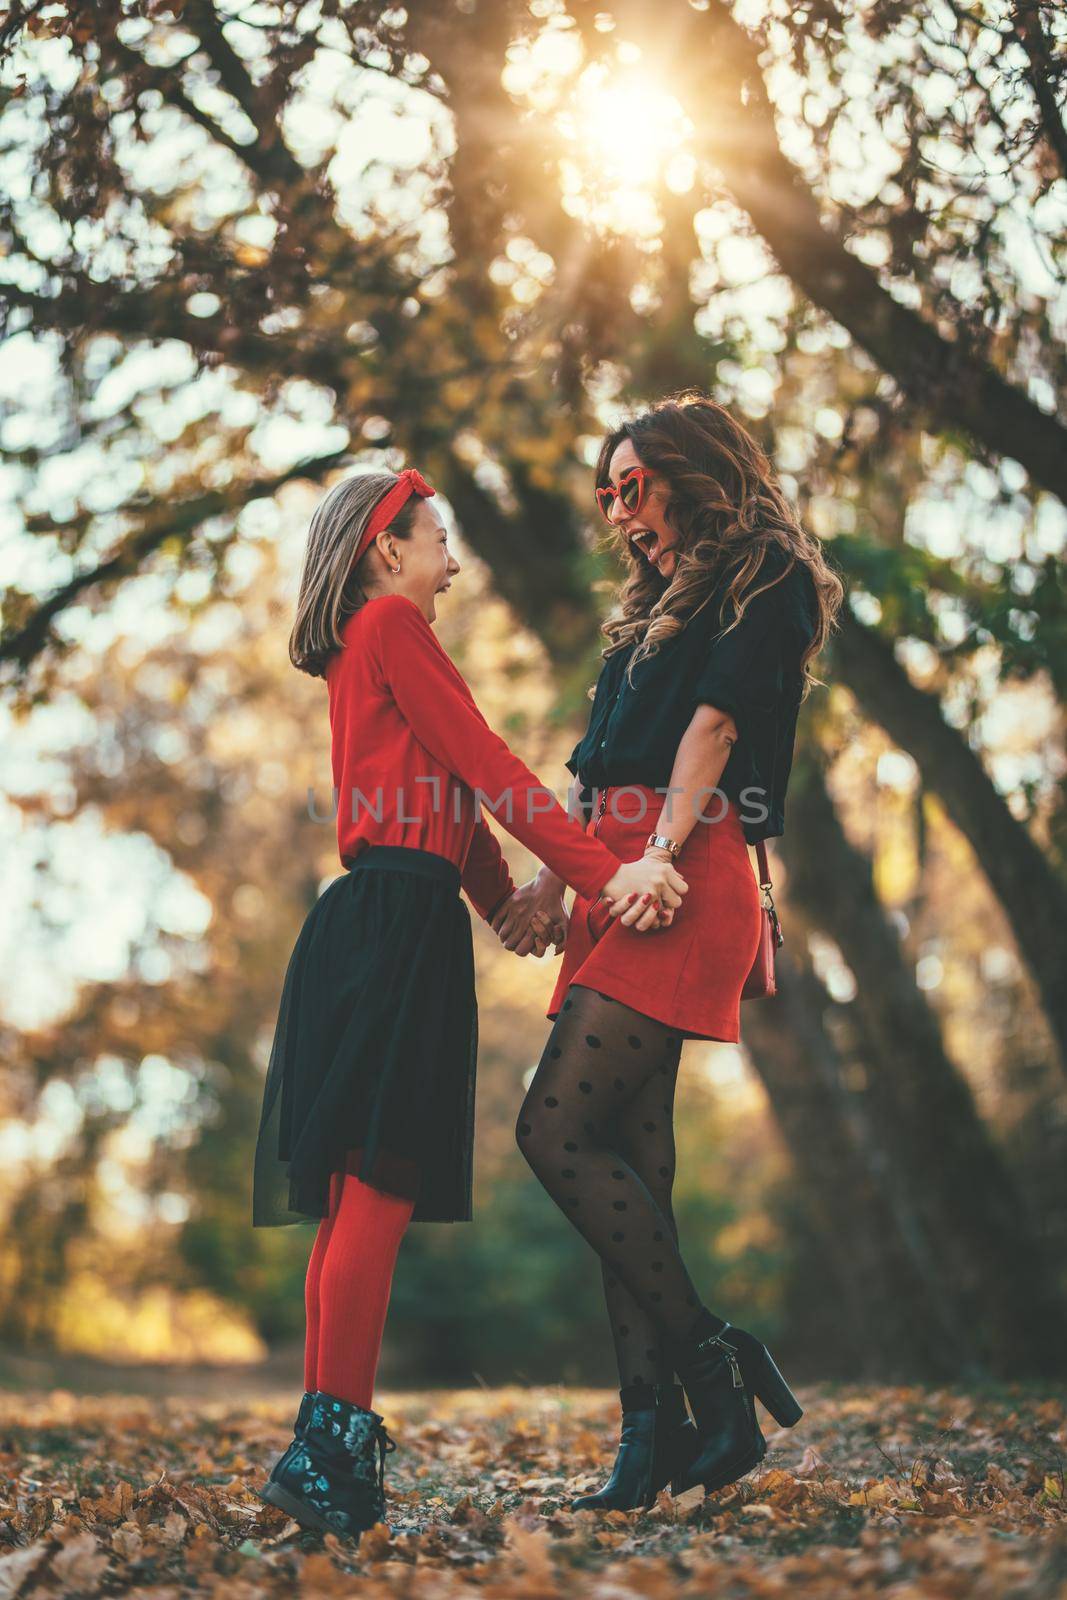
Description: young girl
250,467,687,1543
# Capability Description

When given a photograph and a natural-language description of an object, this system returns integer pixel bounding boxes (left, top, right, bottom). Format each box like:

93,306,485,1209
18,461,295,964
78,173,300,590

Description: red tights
302,1165,415,1408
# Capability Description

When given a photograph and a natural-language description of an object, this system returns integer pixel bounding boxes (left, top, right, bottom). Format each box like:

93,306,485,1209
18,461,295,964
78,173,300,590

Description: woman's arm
644,556,789,911
650,704,737,857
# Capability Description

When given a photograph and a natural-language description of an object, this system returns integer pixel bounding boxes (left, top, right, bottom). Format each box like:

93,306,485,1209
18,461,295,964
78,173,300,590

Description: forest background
1,0,1065,1398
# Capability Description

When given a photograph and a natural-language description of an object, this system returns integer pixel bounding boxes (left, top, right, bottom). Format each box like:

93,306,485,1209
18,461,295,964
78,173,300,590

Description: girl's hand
601,857,687,934
491,876,568,955
527,908,566,957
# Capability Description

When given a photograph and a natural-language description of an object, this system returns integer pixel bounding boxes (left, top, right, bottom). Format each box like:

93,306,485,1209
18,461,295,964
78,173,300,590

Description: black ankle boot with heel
671,1318,804,1497
570,1382,702,1511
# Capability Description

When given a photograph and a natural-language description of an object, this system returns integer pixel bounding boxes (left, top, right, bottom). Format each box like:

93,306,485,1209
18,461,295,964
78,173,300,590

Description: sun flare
574,79,691,185
554,69,695,236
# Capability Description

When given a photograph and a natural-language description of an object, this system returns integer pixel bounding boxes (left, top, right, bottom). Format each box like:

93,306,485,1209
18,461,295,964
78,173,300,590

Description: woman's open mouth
629,527,672,564
628,528,658,560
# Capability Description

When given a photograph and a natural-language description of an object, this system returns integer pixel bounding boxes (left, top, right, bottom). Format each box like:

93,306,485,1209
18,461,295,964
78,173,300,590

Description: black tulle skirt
251,846,477,1227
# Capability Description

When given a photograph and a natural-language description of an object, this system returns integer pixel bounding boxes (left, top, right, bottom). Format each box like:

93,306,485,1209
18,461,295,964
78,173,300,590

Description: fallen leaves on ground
1,1383,1064,1596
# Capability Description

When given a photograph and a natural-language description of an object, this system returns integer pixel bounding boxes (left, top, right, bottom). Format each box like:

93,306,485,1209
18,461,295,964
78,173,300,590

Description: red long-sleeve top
325,594,623,920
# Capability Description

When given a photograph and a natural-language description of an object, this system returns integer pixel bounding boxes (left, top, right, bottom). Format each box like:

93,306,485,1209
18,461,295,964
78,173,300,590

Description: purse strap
755,837,784,948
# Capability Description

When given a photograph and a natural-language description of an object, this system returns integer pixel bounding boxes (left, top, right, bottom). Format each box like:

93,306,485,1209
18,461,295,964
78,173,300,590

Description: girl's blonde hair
289,471,420,678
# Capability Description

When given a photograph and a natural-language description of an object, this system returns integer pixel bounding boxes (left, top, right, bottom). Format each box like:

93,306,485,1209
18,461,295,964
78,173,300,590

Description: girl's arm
366,596,686,915
367,594,619,898
461,815,516,924
490,781,591,952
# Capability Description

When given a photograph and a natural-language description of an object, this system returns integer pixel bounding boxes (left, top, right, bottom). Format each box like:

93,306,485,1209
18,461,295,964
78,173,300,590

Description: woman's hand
490,873,568,956
643,845,678,930
601,855,687,934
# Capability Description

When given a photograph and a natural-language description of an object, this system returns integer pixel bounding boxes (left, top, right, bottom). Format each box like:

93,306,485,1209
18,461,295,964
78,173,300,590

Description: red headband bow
351,468,436,573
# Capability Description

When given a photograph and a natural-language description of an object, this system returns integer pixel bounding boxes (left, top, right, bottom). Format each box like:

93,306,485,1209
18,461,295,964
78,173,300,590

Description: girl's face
604,440,679,581
382,499,461,624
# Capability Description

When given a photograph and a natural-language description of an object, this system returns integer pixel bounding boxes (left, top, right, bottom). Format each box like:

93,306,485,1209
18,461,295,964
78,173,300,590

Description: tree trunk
742,948,966,1379
777,742,1065,1375
433,456,603,670
832,613,1067,1075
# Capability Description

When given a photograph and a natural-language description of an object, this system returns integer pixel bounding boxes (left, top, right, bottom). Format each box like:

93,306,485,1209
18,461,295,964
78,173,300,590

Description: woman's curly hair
595,392,843,696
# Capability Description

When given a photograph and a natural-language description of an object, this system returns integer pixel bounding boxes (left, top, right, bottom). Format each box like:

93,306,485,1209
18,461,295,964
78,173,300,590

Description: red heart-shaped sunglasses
595,465,654,522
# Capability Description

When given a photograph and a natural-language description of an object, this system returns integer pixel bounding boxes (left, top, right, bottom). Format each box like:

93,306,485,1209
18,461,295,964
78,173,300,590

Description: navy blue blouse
566,544,818,844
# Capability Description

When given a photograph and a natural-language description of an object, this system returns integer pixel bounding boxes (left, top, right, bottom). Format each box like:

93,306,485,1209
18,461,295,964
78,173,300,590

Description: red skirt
547,785,762,1043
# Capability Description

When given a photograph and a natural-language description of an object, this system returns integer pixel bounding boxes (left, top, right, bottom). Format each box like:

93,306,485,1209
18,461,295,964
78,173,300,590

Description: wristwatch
646,833,681,860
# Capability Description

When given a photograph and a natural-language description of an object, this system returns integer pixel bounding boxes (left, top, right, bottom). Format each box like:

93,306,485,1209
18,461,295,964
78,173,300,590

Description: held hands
600,848,687,933
490,852,686,952
490,874,568,958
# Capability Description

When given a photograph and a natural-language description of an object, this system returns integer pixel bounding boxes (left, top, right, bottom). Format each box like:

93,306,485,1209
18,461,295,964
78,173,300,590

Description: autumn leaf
48,1532,111,1593
0,1543,51,1599
357,1522,395,1562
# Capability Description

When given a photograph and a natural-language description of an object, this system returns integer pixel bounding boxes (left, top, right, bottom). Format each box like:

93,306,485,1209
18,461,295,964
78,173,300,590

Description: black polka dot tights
516,984,706,1390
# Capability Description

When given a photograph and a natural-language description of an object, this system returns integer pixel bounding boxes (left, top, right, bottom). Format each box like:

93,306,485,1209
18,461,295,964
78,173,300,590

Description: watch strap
646,833,681,859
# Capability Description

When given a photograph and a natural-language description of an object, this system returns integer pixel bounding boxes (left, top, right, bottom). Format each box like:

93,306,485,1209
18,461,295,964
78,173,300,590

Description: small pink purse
741,839,783,1001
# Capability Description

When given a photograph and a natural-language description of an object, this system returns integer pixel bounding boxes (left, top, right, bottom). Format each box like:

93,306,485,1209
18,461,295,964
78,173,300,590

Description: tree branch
1011,0,1067,181
0,450,348,670
178,0,307,190
597,0,1067,506
104,31,255,167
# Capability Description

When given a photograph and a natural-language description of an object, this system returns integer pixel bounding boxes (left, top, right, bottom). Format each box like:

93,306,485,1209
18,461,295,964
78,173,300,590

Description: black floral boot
257,1390,396,1541
260,1390,314,1496
672,1321,803,1496
570,1382,701,1511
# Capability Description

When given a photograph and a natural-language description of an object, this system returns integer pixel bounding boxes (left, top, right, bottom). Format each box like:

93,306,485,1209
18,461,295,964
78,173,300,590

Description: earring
392,564,401,574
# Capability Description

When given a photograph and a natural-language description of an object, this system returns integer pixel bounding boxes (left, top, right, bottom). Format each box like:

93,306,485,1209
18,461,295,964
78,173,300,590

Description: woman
250,467,687,1543
497,393,843,1509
